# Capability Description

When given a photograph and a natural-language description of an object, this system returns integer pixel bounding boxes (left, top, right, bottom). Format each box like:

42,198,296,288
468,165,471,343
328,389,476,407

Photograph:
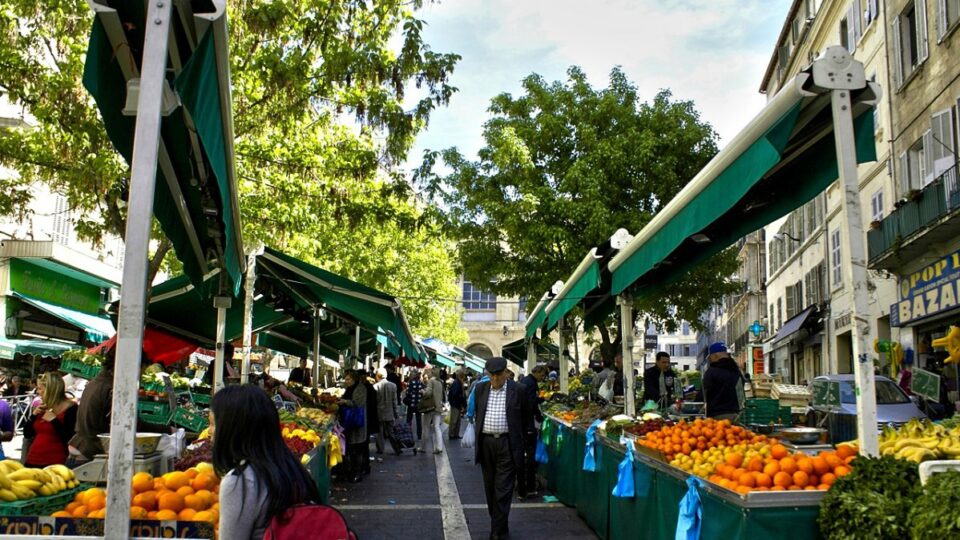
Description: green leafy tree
416,67,739,360
0,0,464,340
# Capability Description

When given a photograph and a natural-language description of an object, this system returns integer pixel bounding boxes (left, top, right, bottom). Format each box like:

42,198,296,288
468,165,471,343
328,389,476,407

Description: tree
416,66,739,359
0,0,465,341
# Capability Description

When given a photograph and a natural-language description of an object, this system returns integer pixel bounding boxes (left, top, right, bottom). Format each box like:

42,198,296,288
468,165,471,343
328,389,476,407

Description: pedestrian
385,363,403,405
373,369,399,455
474,357,531,540
592,358,615,392
447,370,467,440
466,371,490,421
702,342,745,420
23,372,77,467
403,370,425,440
1,375,24,397
642,351,678,408
518,365,548,498
210,384,320,540
0,393,14,460
362,374,379,474
421,367,445,454
339,370,368,483
287,356,311,386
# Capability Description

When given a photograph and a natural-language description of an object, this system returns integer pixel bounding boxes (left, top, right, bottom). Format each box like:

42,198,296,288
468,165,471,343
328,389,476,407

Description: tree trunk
145,238,172,299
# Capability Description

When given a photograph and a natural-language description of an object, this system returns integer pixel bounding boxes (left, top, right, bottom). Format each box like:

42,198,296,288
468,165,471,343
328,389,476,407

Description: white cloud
406,0,791,169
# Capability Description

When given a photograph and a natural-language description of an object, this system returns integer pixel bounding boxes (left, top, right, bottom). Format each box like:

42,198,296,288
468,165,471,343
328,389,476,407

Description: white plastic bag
599,377,614,401
157,428,186,460
461,422,476,448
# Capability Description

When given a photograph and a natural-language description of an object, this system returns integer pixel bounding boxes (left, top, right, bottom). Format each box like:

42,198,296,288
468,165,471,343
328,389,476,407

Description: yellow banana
1,459,23,471
37,484,53,497
893,439,919,452
45,464,75,482
0,488,16,502
9,483,34,499
14,479,42,491
0,468,11,490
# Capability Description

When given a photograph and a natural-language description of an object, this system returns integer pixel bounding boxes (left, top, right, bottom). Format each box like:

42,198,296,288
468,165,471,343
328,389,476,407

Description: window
769,303,775,330
462,281,496,310
900,132,934,192
893,0,929,87
870,189,884,222
831,229,843,287
683,345,692,357
841,1,862,53
777,297,783,331
937,0,960,40
51,195,70,246
786,284,797,320
517,297,527,322
681,321,690,336
931,109,956,178
864,0,879,27
805,263,826,306
870,73,881,133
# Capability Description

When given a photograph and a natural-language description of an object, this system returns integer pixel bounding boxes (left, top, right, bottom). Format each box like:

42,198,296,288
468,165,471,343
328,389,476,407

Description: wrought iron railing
1,394,38,434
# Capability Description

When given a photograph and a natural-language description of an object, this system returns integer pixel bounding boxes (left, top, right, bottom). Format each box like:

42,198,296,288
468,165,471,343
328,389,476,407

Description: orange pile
50,465,221,524
707,443,857,494
637,418,769,461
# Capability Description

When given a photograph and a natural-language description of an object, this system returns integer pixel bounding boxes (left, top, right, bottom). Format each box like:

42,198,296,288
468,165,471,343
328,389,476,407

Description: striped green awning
544,249,601,331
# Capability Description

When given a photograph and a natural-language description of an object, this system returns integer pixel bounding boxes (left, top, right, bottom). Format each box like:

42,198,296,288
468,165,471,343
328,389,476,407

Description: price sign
812,379,841,408
911,368,941,402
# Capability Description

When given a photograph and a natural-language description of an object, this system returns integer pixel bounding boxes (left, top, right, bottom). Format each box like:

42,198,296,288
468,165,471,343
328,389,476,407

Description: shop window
892,0,929,88
462,281,496,310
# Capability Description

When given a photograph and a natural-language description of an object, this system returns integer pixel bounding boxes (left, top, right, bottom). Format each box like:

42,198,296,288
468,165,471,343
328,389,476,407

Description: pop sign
890,248,960,327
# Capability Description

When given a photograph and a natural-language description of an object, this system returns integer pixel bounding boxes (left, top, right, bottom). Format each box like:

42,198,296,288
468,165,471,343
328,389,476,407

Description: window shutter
853,0,863,43
899,151,910,192
918,0,930,62
892,17,904,86
846,6,857,51
923,129,935,184
938,0,948,39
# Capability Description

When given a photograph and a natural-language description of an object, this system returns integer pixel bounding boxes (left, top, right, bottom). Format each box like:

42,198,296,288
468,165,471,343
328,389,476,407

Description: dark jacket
448,378,467,410
386,372,403,405
363,381,379,435
474,380,530,469
642,366,677,405
24,402,78,448
288,367,311,386
703,357,744,417
518,374,543,425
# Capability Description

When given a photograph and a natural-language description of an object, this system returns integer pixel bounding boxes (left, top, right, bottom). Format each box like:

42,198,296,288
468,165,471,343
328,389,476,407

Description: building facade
721,231,768,375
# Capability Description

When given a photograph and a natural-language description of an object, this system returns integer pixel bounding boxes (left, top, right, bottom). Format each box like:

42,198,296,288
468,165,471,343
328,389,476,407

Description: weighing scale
73,451,170,484
781,440,834,454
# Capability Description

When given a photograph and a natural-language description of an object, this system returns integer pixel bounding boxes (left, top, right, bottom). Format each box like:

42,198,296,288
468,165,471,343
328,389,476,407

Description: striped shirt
482,384,508,434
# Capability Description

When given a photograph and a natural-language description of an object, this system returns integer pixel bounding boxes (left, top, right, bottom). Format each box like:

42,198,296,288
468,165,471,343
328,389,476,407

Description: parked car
807,374,927,442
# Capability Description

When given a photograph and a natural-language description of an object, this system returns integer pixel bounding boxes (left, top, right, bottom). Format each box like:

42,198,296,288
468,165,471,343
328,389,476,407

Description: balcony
868,163,960,271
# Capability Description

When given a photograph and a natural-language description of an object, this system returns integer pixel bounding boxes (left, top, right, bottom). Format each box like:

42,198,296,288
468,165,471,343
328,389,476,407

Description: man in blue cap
473,357,532,540
702,342,745,421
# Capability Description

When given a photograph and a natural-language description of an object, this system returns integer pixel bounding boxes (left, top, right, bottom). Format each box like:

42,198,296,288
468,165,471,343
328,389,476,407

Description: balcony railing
868,162,960,269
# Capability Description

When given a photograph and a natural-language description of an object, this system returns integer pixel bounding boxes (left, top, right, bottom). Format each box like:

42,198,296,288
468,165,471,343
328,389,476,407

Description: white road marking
337,503,565,511
435,421,471,540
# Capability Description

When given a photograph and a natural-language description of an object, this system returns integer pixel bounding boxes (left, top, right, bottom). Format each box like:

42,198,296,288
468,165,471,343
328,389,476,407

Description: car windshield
839,380,910,405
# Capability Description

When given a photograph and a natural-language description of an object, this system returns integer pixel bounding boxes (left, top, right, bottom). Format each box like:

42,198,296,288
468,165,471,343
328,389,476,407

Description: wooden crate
771,383,811,407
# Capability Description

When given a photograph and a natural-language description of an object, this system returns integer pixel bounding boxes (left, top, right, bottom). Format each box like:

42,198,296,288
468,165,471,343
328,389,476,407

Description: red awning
89,327,198,366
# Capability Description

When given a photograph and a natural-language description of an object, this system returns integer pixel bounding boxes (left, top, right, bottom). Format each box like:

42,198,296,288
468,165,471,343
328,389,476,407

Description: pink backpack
262,504,357,540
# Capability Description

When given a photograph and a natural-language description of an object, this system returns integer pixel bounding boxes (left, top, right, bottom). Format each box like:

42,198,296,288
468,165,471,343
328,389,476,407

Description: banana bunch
0,461,79,502
876,419,960,463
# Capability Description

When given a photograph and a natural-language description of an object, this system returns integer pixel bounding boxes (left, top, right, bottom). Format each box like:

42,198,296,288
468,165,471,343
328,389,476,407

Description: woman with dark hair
210,384,319,540
338,371,368,483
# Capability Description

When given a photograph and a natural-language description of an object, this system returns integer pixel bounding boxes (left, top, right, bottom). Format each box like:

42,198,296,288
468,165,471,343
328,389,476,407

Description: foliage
908,470,960,539
0,0,463,340
415,66,738,356
818,456,920,540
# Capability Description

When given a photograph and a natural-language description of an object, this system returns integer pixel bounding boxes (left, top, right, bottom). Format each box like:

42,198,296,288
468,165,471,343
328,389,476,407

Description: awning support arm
558,316,568,393
619,294,636,417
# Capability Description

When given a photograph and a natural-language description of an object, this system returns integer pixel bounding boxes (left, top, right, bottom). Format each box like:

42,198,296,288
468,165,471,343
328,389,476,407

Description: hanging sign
891,248,960,327
812,379,841,408
911,368,941,402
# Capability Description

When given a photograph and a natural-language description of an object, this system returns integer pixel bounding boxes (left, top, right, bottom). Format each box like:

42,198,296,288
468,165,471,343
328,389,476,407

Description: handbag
417,398,436,414
340,405,365,431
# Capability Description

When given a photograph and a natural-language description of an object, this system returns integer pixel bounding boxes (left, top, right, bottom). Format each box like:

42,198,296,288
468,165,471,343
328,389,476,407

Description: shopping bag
461,422,476,449
556,424,565,453
582,420,602,472
611,439,635,498
541,418,553,446
535,438,549,464
675,476,703,540
340,405,366,430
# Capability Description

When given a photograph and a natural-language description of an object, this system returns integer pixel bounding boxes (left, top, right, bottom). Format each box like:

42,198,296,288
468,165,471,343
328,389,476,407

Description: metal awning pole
313,311,321,390
379,342,386,369
213,294,231,393
526,337,537,374
559,317,568,393
104,0,171,535
353,325,360,368
241,252,257,383
818,46,878,456
618,295,636,417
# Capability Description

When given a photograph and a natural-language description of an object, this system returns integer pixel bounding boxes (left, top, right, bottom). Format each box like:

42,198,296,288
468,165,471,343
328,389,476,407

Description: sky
404,0,793,171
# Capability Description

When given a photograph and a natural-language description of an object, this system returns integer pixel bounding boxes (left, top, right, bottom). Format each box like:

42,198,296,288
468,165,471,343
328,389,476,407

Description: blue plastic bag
675,476,703,540
535,437,549,464
556,424,565,452
582,420,602,472
340,405,365,431
541,419,553,446
611,439,635,498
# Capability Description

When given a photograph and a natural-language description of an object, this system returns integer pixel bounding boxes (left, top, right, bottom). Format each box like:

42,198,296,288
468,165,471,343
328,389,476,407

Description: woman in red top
23,372,77,467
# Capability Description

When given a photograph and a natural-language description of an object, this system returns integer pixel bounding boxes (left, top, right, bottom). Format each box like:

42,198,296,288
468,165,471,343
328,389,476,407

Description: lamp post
775,231,802,243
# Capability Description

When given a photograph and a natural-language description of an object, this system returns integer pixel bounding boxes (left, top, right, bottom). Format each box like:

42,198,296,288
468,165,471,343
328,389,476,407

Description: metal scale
74,451,169,484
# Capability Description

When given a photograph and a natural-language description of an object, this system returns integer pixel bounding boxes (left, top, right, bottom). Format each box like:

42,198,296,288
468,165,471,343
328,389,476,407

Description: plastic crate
192,392,211,406
141,381,167,394
138,410,172,426
173,407,209,432
80,363,102,379
137,400,171,417
744,398,781,412
0,483,89,517
59,358,86,377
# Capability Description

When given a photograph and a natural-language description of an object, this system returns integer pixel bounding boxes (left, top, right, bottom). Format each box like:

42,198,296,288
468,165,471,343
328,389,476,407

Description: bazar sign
891,248,960,327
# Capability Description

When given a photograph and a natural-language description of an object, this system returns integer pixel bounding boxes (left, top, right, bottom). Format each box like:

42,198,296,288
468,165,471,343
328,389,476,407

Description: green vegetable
818,456,920,540
908,470,960,539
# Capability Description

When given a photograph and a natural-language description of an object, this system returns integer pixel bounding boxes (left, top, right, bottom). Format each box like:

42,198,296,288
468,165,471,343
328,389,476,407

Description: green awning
431,352,457,369
0,338,80,360
608,74,878,299
544,249,601,331
523,291,553,340
13,293,115,343
501,338,560,366
462,357,484,373
83,2,244,297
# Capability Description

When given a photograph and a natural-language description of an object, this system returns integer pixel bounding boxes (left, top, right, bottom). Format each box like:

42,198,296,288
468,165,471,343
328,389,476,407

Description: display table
540,417,824,540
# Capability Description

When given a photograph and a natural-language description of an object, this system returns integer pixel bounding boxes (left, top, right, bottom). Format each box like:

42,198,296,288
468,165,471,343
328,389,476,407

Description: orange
773,471,793,488
736,485,752,495
771,444,789,459
747,457,763,472
193,510,215,523
779,457,798,475
788,485,802,490
81,487,105,505
732,468,748,481
155,509,179,521
804,485,818,490
844,456,856,465
72,505,89,518
834,466,851,478
812,457,830,476
89,509,106,519
158,492,185,513
823,452,842,469
821,472,837,486
836,444,858,459
132,472,154,494
792,471,810,488
185,468,199,479
192,472,217,492
153,479,165,491
725,453,743,468
770,485,785,491
817,484,830,491
179,508,198,520
147,511,158,520
738,473,756,488
808,475,819,486
130,506,149,519
163,471,190,491
133,491,157,511
797,458,814,475
763,462,781,476
176,486,195,497
51,510,73,518
86,494,106,512
755,473,772,488
66,501,82,513
194,489,214,508
184,494,205,511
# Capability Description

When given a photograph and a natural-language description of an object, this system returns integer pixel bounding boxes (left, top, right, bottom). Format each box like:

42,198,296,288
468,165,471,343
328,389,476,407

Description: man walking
448,370,467,440
374,369,399,455
642,351,678,408
518,365,548,498
475,357,531,540
702,342,745,420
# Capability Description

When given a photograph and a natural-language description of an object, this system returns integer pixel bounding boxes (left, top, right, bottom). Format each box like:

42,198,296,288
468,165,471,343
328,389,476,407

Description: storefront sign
812,379,841,408
911,368,941,402
9,259,101,314
891,248,960,327
643,334,657,349
834,313,851,330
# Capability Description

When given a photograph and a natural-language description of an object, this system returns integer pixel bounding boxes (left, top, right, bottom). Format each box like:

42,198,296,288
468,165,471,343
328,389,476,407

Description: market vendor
702,342,745,421
642,351,678,408
288,356,311,386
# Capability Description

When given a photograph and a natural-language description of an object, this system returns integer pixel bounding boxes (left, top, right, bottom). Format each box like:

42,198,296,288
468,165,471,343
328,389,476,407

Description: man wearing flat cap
474,357,532,540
